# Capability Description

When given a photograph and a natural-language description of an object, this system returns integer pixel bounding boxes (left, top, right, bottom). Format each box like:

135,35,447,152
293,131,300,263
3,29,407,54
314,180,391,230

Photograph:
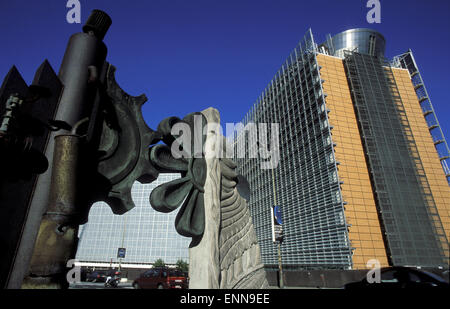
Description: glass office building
75,173,190,266
235,28,450,270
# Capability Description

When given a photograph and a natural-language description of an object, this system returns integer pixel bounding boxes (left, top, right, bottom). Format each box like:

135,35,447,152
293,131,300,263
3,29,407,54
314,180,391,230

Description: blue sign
117,247,126,258
271,205,284,243
274,205,283,225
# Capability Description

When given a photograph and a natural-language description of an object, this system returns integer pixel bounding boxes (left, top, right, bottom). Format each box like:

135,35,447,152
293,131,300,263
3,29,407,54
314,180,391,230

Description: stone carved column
188,107,222,288
149,107,268,289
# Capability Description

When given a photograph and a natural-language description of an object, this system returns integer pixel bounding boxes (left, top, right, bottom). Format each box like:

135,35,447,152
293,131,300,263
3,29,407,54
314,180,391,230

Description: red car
133,268,188,289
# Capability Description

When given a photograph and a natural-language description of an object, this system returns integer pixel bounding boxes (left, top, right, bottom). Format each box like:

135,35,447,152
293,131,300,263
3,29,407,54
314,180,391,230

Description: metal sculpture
0,9,267,289
149,113,207,241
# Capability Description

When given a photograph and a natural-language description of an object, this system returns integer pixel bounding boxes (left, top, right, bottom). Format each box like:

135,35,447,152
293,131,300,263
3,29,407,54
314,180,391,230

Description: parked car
344,267,449,289
133,268,188,289
441,269,449,283
86,271,107,283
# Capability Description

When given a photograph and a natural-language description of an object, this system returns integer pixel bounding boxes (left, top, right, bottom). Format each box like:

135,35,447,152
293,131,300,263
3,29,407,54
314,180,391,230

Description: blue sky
0,0,449,140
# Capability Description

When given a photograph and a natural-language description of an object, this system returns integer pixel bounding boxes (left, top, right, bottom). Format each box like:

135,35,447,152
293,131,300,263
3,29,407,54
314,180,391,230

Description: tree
154,258,165,268
176,259,189,273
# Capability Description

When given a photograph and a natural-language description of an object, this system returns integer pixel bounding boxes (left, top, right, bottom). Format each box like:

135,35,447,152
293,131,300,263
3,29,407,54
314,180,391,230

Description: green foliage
154,258,165,268
176,259,189,272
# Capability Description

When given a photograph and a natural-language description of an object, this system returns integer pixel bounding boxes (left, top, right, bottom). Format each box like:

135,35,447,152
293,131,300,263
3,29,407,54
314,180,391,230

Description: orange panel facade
317,54,389,269
391,68,450,260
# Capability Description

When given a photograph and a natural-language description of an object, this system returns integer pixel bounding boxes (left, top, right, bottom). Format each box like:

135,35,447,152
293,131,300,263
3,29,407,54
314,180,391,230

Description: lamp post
119,215,127,272
271,162,284,289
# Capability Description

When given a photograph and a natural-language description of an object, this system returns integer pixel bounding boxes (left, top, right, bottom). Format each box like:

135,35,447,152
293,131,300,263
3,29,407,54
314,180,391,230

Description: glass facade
235,28,449,270
235,30,352,270
316,53,389,269
343,51,447,267
392,51,450,185
75,173,190,265
390,68,450,265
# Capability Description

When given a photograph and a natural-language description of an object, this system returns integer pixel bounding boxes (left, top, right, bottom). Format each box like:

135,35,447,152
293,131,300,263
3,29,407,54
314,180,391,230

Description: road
69,282,134,289
69,282,329,289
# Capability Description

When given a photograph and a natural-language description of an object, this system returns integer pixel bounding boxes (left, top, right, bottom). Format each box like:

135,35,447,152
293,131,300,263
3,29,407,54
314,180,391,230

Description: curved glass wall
327,28,385,58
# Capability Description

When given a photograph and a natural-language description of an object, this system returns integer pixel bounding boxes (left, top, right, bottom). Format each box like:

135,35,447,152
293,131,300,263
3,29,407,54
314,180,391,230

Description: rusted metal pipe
23,134,81,288
47,134,82,226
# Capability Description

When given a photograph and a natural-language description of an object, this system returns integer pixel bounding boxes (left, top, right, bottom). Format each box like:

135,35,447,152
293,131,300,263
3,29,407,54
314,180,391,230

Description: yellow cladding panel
317,54,389,269
391,68,450,259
